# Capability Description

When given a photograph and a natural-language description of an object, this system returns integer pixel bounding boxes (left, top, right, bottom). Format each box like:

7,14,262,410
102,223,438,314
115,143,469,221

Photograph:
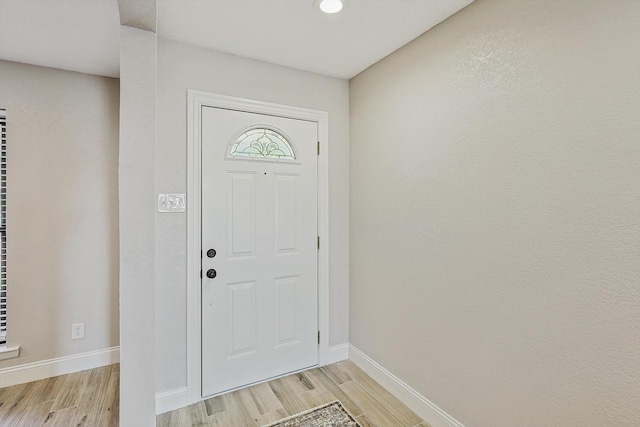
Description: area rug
263,401,360,427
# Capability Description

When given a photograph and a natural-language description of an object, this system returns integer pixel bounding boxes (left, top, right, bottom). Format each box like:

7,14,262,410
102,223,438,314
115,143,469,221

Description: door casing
185,90,330,406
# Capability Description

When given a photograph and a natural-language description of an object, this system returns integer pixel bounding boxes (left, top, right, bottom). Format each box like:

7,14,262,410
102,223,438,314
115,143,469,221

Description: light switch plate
158,193,186,212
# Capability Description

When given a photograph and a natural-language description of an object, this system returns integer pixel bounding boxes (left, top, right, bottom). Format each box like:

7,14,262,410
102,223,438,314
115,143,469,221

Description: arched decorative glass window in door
228,126,297,162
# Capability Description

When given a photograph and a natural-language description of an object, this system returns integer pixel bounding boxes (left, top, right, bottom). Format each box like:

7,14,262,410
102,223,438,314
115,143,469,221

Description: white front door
201,106,318,397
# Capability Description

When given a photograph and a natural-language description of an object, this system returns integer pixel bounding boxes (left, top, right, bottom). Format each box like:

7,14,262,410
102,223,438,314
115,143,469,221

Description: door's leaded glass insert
229,127,296,162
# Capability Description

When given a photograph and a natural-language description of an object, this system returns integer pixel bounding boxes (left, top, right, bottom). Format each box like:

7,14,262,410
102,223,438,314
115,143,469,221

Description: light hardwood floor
0,363,119,426
0,360,427,427
158,360,428,427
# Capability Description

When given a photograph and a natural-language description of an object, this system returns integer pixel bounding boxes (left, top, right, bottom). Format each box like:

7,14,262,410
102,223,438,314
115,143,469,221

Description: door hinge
200,270,202,279
318,331,320,344
317,236,320,250
317,141,320,155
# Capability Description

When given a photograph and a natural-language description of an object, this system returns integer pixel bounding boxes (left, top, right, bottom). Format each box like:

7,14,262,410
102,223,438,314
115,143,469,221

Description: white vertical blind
0,109,6,345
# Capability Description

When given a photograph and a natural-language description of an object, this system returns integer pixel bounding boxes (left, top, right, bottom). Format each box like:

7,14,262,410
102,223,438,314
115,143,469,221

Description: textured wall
0,60,119,368
155,38,350,393
119,26,157,426
349,1,640,426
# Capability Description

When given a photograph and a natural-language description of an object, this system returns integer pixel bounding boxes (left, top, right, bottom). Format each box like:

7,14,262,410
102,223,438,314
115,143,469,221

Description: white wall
119,26,157,426
155,37,350,393
349,0,640,426
0,60,119,369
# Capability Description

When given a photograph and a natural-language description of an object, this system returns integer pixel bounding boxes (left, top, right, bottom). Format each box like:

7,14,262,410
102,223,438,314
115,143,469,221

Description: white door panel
201,107,318,397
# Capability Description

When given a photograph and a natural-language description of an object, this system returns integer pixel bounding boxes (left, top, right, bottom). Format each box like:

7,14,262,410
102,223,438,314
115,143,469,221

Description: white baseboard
0,346,120,388
156,386,190,415
348,345,465,427
324,343,349,365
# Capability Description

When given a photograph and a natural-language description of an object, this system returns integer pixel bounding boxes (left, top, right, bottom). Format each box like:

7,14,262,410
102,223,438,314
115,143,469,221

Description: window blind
0,109,6,345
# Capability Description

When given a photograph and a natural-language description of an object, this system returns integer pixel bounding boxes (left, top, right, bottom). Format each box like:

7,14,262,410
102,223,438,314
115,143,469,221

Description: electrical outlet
72,323,85,340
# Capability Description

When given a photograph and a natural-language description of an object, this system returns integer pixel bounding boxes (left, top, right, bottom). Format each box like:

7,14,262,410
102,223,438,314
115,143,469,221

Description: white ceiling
0,0,120,78
0,0,473,80
158,0,474,79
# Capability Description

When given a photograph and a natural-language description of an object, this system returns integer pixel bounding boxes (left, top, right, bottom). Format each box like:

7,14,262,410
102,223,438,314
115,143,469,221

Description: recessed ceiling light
316,0,345,14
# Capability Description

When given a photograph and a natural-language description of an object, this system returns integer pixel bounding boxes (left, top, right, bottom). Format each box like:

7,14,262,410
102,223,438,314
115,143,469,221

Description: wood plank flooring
158,360,426,427
0,363,119,427
0,360,426,427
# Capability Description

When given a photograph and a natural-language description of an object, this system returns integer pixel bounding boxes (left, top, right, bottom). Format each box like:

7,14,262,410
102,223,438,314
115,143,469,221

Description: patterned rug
263,401,360,427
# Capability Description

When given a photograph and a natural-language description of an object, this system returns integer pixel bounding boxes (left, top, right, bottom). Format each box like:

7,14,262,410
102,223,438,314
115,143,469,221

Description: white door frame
186,90,330,405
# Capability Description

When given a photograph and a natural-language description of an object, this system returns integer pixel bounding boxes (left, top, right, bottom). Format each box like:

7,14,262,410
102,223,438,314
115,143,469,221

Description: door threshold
201,363,318,400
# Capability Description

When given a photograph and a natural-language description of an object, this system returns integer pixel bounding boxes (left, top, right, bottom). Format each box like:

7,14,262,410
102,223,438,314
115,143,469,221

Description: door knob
206,269,217,279
207,249,217,258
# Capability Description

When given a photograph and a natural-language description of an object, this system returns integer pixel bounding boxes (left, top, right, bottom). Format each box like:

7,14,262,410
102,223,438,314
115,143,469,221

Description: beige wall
118,26,157,426
0,60,119,369
349,1,640,426
155,38,350,393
